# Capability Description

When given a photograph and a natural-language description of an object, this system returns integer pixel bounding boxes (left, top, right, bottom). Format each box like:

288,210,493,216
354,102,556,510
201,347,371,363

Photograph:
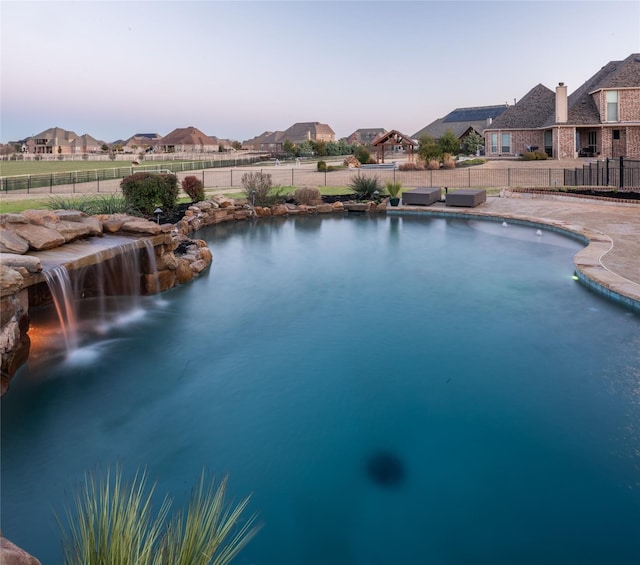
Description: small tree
417,134,440,162
241,172,275,206
437,129,461,156
231,140,242,150
283,140,296,156
353,146,370,165
181,175,205,202
461,131,485,155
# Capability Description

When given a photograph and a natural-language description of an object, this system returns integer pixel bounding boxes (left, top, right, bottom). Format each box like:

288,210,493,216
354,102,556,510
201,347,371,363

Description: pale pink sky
1,0,639,144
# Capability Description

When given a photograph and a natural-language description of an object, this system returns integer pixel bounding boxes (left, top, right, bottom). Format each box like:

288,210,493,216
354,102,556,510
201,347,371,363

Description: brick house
346,128,387,146
243,122,335,152
413,105,507,146
156,126,219,153
484,53,640,159
25,127,104,154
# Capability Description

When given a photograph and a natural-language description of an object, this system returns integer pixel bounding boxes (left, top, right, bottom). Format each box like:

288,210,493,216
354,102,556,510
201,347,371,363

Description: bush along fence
0,155,265,193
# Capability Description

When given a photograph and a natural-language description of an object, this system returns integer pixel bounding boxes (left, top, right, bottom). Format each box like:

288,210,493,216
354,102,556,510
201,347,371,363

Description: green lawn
0,160,178,177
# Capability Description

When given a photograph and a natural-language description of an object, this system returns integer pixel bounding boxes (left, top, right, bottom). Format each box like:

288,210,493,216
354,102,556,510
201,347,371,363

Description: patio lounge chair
402,187,442,206
445,189,486,208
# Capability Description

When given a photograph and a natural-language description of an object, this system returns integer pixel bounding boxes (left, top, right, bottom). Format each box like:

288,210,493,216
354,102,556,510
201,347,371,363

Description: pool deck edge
390,196,640,312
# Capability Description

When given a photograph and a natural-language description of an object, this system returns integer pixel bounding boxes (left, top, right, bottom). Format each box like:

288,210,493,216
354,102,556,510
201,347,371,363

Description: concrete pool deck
395,194,640,310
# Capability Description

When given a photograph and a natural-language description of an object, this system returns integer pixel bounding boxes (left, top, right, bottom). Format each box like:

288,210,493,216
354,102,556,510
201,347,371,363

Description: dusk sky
1,0,639,144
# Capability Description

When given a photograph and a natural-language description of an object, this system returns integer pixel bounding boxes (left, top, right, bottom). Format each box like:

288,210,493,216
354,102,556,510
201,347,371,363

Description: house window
501,133,511,153
606,90,618,121
490,133,498,153
612,129,621,140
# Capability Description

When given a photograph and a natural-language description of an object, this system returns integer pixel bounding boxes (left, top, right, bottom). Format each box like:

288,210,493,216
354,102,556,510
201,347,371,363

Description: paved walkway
398,194,640,309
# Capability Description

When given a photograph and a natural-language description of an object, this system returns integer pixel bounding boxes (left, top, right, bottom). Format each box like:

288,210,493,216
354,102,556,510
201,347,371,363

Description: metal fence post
230,169,233,187
292,168,294,186
620,156,624,188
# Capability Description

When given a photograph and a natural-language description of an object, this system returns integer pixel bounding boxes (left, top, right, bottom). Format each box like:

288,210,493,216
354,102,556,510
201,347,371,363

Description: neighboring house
413,105,507,144
243,122,335,152
122,133,163,153
346,128,387,146
156,126,219,153
25,127,105,154
484,53,640,159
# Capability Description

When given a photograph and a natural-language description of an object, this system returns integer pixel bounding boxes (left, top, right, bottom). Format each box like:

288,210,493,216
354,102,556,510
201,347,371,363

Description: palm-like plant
57,465,259,565
348,173,382,200
385,181,402,198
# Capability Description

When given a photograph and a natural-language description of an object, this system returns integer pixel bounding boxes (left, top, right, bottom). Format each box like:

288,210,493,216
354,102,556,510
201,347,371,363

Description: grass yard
0,160,142,177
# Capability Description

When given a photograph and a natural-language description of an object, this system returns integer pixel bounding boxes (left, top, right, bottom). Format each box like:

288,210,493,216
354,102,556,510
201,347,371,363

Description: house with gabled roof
122,133,163,153
25,127,105,154
156,126,219,153
484,53,640,159
413,105,507,143
346,128,387,146
243,122,335,152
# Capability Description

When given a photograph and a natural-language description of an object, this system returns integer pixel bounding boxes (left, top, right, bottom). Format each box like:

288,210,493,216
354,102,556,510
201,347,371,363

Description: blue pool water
2,214,640,564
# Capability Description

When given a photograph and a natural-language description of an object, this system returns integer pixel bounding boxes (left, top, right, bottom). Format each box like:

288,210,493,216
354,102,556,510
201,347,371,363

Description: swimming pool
2,214,639,563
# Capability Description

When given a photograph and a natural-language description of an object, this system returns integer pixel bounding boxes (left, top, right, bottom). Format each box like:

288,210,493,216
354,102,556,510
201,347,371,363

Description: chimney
486,117,492,126
555,82,568,123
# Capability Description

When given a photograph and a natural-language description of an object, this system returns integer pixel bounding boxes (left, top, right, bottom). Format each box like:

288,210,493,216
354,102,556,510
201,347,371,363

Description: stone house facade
484,53,640,159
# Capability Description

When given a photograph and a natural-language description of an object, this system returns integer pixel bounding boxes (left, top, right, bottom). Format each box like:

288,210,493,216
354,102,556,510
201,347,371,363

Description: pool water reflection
2,215,640,564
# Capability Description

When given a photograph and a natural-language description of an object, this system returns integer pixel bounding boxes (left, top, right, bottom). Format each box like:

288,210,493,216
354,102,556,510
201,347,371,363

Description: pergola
371,130,417,163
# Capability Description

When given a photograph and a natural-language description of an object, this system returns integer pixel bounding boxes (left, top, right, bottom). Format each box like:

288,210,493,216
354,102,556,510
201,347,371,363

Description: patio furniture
402,187,442,206
445,189,486,208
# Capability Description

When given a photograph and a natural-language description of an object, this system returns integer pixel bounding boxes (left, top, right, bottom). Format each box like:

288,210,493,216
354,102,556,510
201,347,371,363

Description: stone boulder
120,218,163,236
44,220,93,243
10,224,66,251
53,210,86,222
0,537,41,565
77,216,104,236
21,209,59,226
0,265,24,296
0,213,30,225
0,254,42,274
0,229,30,254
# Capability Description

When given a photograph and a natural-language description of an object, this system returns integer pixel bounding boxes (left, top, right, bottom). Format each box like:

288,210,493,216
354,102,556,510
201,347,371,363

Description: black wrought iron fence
564,157,640,188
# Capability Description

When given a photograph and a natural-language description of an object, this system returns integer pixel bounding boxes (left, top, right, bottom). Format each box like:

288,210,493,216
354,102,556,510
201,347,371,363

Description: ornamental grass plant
57,465,259,565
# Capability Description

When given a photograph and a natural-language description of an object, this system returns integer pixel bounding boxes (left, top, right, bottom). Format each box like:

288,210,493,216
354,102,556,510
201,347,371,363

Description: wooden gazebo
371,130,417,163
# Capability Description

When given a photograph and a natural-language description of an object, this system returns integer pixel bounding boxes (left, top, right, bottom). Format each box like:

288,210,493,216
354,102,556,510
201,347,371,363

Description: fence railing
565,157,640,188
0,155,266,193
3,160,639,195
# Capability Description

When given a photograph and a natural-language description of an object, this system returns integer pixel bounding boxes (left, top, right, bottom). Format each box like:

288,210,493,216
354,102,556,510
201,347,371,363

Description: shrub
241,172,278,206
121,172,179,215
317,160,327,172
398,162,424,171
426,159,441,170
181,175,205,202
46,195,96,214
348,173,382,200
442,153,456,169
520,151,548,161
353,146,370,165
293,187,322,206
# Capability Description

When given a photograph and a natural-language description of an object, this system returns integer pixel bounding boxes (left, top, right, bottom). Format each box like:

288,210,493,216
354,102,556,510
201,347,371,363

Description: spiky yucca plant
348,173,382,200
57,466,259,565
